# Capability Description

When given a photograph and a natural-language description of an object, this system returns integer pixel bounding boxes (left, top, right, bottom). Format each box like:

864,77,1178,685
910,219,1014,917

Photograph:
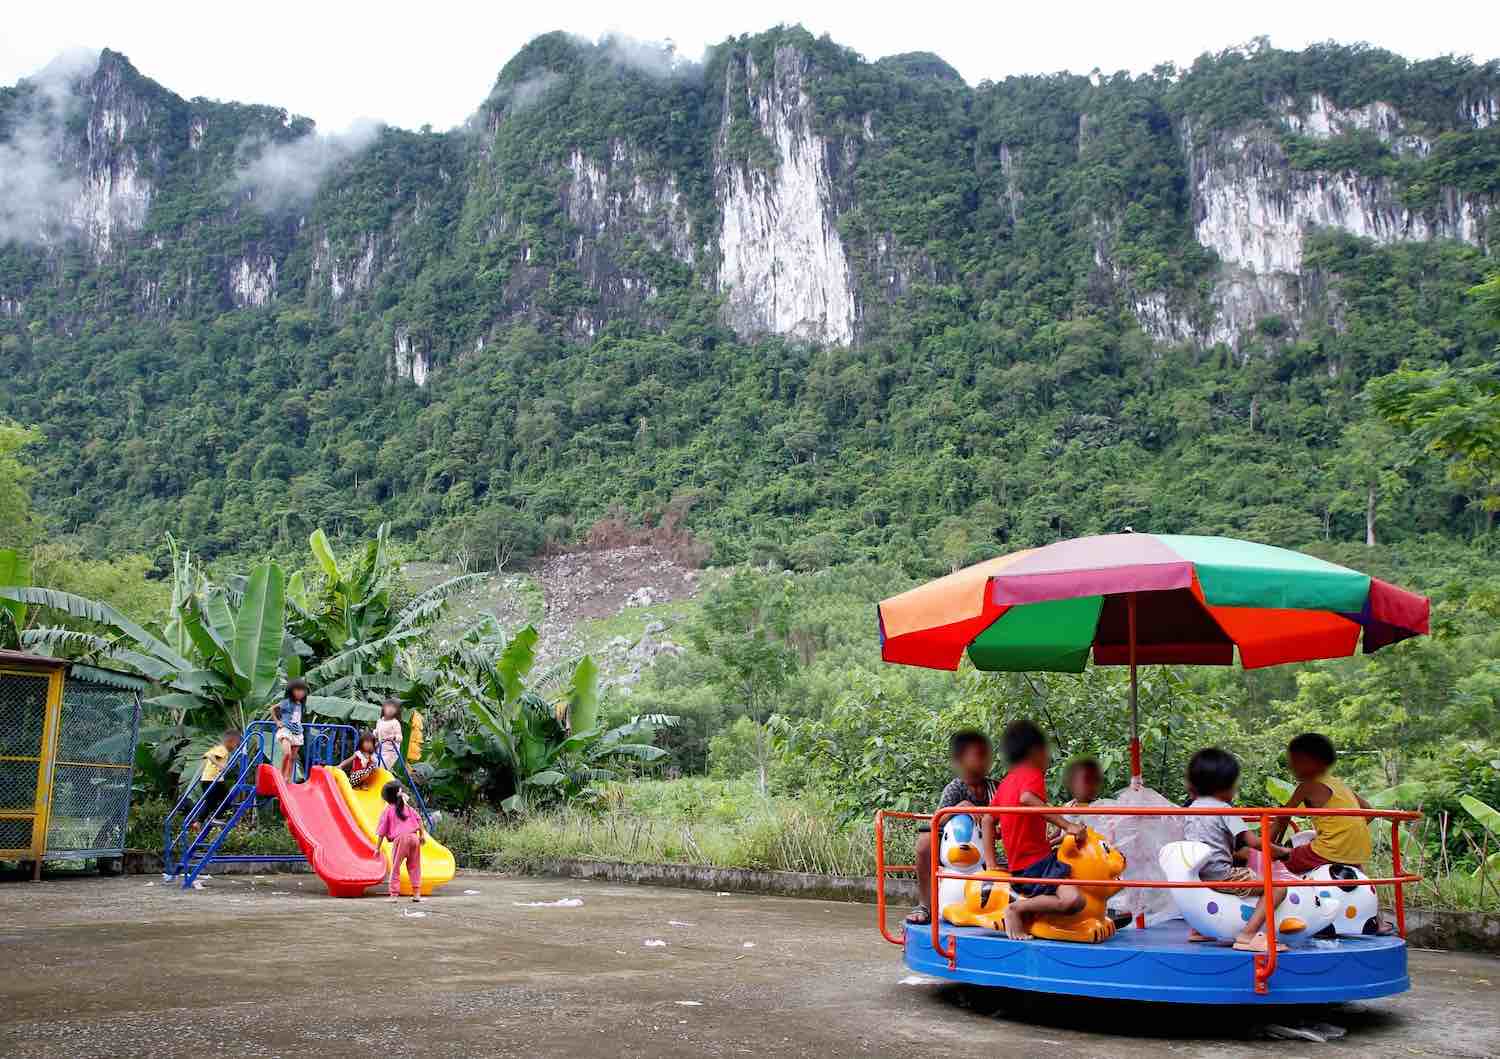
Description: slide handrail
874,802,1422,996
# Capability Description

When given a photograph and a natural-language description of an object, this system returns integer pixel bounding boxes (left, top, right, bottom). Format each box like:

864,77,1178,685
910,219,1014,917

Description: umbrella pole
1128,592,1141,788
1128,591,1146,931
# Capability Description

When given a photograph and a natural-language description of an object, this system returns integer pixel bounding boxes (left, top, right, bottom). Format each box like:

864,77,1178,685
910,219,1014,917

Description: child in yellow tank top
1270,732,1394,934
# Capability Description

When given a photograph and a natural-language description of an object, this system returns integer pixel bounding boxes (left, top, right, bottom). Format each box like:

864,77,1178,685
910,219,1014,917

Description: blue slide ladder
163,720,434,890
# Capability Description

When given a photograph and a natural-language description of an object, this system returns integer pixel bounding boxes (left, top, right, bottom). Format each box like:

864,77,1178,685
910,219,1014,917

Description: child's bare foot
1003,906,1031,940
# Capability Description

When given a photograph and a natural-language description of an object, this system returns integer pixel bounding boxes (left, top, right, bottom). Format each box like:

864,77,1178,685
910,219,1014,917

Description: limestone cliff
712,45,857,345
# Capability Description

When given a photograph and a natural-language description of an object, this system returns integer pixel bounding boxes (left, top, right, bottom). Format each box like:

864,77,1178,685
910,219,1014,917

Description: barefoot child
907,730,998,926
1269,732,1393,933
1184,747,1292,952
337,732,380,789
983,720,1087,940
273,679,309,782
376,780,424,902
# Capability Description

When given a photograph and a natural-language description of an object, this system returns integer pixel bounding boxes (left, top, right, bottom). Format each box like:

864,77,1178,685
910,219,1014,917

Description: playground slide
328,766,455,896
256,764,387,897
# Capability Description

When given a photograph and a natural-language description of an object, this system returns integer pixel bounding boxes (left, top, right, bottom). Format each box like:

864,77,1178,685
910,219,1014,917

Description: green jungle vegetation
1,30,1499,907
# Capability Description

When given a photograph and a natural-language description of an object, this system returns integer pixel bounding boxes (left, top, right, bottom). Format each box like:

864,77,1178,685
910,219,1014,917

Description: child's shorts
1209,866,1265,899
276,726,304,748
1010,851,1072,896
1286,844,1335,875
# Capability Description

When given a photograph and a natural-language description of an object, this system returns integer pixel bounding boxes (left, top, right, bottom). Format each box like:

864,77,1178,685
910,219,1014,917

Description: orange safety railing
874,803,1422,995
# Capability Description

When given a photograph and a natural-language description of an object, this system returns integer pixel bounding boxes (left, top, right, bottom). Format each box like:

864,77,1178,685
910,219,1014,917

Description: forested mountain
2,29,1498,571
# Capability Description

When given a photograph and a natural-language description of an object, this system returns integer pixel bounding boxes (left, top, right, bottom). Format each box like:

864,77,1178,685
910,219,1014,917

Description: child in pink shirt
376,780,424,902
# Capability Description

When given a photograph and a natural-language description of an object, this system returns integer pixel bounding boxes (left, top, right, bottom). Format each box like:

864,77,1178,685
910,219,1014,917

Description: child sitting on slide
337,732,380,789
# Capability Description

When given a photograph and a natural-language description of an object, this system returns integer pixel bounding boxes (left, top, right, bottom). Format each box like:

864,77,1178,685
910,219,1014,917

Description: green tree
1369,365,1500,532
688,569,799,793
0,420,42,552
1328,419,1413,547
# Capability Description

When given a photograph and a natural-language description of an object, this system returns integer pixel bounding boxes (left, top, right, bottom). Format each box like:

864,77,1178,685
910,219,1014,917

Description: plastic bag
1088,784,1185,924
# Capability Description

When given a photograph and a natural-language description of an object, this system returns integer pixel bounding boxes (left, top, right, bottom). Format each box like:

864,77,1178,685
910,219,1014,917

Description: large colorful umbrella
878,532,1429,779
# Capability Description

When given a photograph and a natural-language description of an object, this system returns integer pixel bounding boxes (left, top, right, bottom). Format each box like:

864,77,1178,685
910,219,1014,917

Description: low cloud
596,34,701,80
0,49,99,248
231,118,383,212
507,69,562,112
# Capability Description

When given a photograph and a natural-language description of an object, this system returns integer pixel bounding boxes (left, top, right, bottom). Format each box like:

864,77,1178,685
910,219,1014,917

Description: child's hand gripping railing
875,803,1422,996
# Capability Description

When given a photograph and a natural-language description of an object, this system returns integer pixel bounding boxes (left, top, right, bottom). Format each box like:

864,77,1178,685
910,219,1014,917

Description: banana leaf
1265,776,1295,803
232,563,285,706
0,585,191,673
1461,794,1500,837
1368,781,1428,808
563,656,600,733
304,694,382,723
0,547,29,631
498,625,539,706
309,528,341,583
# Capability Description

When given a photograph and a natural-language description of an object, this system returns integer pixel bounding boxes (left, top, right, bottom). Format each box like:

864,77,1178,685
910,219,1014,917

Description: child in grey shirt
1185,748,1292,953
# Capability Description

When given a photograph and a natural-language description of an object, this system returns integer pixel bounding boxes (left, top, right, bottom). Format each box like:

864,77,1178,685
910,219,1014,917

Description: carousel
872,532,1426,1004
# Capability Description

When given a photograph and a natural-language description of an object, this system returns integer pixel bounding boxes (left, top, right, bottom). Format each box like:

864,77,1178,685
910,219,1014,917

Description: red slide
256,764,387,897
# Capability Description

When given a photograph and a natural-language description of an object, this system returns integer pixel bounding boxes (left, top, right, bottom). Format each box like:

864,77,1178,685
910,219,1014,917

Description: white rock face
392,326,429,387
64,60,156,260
713,45,856,345
1128,101,1492,349
312,233,381,302
565,141,694,262
229,255,277,308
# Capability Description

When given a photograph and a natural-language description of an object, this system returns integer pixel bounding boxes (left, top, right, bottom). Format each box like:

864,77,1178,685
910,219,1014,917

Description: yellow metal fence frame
0,664,64,879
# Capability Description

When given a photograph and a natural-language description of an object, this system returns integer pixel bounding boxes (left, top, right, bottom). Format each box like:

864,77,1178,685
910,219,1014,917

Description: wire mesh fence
44,674,140,859
0,670,50,856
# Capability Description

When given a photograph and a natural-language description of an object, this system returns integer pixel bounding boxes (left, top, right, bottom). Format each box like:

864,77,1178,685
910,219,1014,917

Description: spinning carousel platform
903,920,1408,1005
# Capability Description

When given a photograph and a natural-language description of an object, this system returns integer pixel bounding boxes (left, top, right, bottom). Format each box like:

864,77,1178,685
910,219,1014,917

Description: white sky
3,0,1497,133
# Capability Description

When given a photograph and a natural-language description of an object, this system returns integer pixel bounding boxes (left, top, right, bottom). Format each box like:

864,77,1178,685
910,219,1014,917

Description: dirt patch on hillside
406,545,705,676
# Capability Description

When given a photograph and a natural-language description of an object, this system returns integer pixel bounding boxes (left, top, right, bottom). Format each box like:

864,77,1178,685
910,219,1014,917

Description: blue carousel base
904,921,1408,1005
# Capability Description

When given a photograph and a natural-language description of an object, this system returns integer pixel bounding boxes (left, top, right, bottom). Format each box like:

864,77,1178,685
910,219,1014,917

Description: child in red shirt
982,719,1087,940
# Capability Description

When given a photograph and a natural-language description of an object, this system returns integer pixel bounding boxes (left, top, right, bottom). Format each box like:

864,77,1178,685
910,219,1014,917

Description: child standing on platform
374,699,403,771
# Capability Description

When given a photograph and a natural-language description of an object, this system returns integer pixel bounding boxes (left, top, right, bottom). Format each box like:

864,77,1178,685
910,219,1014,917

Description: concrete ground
1,874,1497,1058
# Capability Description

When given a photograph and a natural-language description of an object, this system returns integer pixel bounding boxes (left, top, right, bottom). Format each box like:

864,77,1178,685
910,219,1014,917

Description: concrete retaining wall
505,857,919,904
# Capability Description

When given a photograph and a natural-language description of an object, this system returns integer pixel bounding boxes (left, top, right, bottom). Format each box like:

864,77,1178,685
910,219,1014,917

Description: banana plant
421,618,675,811
289,524,484,698
2,558,375,781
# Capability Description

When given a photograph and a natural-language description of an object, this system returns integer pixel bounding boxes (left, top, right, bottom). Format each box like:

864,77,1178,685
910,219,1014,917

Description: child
907,729,998,926
376,780,424,902
1270,732,1374,873
1184,747,1292,952
337,732,380,789
1270,732,1393,934
197,728,241,820
984,720,1087,940
273,678,309,782
374,699,403,771
1048,756,1102,845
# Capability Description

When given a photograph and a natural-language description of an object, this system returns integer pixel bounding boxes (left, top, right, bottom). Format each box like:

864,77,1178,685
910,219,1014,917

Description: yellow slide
328,767,455,896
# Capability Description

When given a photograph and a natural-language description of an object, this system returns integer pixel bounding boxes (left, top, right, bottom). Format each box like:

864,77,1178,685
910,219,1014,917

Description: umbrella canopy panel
879,534,1429,673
